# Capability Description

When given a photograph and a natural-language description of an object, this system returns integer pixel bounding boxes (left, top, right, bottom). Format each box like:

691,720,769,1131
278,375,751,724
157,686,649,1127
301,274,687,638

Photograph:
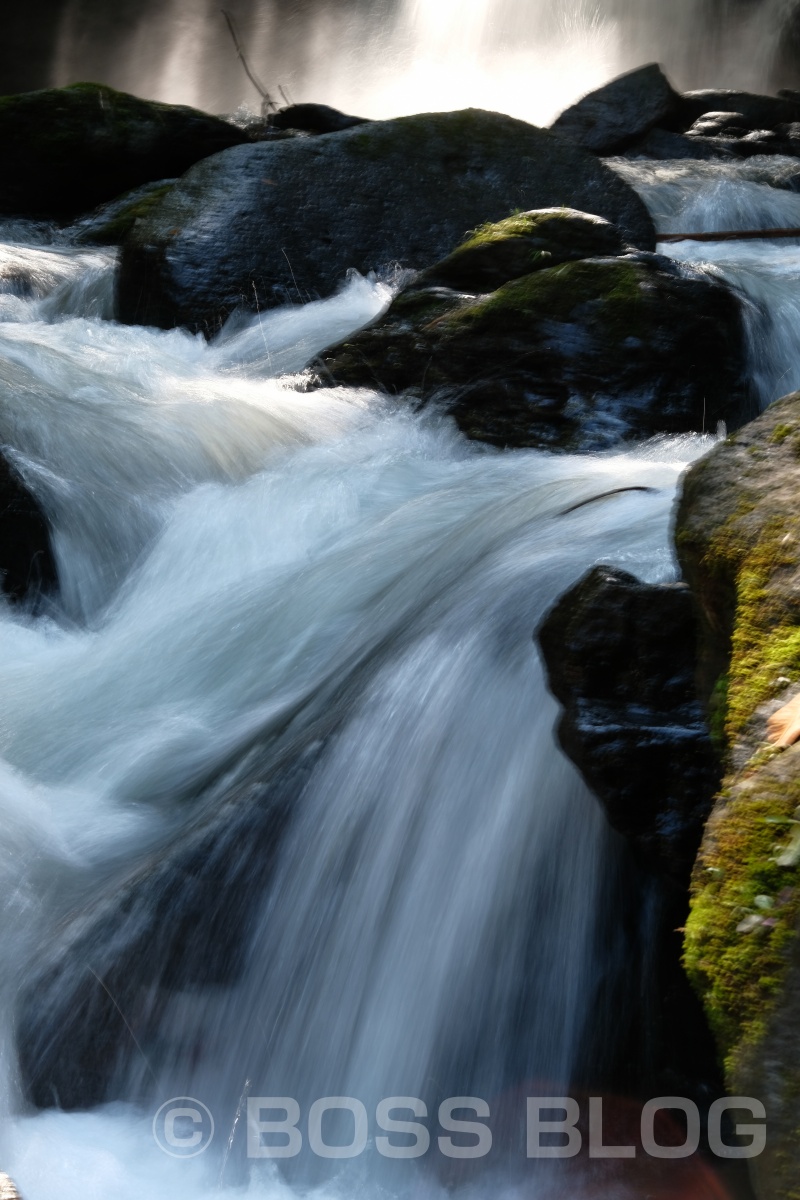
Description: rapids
0,154,797,1199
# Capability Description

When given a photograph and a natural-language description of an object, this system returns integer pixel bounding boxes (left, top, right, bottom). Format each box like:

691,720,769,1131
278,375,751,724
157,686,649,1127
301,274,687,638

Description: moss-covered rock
116,108,655,332
0,82,245,217
678,392,800,1199
320,251,747,451
413,207,626,293
71,179,176,245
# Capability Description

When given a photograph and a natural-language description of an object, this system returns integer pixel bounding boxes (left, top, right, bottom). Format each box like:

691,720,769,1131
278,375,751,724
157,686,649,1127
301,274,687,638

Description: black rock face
550,63,680,154
116,108,656,332
0,83,246,217
537,565,720,882
0,453,56,604
269,103,368,133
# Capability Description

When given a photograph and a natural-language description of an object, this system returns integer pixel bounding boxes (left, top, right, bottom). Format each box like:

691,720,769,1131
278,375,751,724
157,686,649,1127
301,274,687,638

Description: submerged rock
0,83,246,217
537,565,719,882
116,108,655,332
677,393,800,1200
621,127,737,161
319,243,747,452
0,452,56,604
550,63,680,154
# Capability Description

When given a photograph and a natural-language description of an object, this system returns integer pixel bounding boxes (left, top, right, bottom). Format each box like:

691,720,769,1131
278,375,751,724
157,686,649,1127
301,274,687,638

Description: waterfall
42,0,800,124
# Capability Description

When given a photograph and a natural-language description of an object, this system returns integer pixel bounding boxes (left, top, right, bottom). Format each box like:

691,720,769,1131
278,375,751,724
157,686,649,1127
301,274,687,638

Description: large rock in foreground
0,83,246,217
116,109,656,332
678,393,800,1200
319,239,747,452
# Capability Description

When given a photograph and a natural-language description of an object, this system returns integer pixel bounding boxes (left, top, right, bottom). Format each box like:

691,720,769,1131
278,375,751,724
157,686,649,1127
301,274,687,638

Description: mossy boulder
0,82,246,217
413,207,626,293
320,251,747,451
71,179,176,245
678,393,800,1199
115,108,655,332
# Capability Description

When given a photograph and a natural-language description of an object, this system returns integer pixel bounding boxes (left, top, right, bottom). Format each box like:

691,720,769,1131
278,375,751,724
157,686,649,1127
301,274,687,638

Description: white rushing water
1,152,797,1199
47,0,800,126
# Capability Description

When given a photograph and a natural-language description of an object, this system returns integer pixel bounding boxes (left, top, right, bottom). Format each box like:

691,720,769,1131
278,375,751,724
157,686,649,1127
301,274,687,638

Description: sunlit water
0,152,797,1198
48,0,798,126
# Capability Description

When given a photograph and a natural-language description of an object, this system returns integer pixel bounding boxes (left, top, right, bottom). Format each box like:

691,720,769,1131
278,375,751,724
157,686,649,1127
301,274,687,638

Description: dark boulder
550,63,680,154
537,565,720,881
319,246,747,452
116,108,655,332
686,111,753,138
0,452,56,604
0,83,246,218
269,102,368,133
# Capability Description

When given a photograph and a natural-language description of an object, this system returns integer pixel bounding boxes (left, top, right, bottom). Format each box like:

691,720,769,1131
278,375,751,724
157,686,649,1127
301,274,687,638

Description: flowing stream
0,154,797,1199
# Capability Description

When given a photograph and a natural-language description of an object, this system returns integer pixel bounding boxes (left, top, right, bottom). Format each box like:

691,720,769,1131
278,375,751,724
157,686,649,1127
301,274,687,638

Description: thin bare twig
221,8,276,115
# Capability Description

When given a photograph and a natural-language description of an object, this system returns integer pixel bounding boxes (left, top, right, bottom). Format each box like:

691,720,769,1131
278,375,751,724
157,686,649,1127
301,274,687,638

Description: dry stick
659,227,800,242
221,8,276,115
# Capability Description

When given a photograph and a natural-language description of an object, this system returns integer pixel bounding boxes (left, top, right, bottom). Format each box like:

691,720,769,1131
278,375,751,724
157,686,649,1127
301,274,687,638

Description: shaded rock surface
622,127,736,162
0,83,246,217
550,63,680,154
116,108,656,332
319,239,748,452
677,393,800,1200
537,565,719,881
0,452,56,604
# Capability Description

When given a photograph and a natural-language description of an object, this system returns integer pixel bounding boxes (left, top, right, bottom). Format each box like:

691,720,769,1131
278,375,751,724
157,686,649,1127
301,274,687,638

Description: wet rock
668,89,800,134
0,83,246,218
319,247,747,452
677,392,800,1200
550,63,680,154
0,452,56,604
269,102,368,133
412,207,626,293
537,565,719,881
687,111,753,138
116,108,655,332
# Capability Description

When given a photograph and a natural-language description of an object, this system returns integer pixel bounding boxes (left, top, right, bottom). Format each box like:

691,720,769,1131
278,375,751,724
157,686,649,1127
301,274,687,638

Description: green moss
771,422,795,444
82,183,175,244
436,259,647,341
685,770,800,1074
701,514,800,737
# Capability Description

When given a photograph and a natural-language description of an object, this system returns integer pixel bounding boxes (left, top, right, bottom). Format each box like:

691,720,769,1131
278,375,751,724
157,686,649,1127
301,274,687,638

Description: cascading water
39,0,800,124
1,145,800,1199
